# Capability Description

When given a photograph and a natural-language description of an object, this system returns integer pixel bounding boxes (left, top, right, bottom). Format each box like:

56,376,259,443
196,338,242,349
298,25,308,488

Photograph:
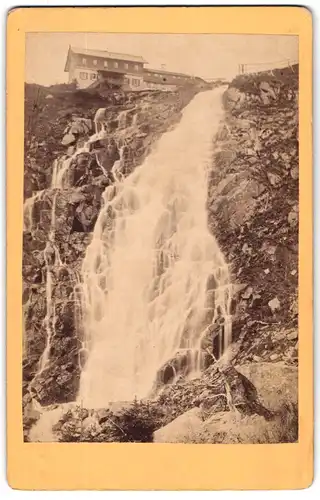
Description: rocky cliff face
208,65,299,366
23,66,299,443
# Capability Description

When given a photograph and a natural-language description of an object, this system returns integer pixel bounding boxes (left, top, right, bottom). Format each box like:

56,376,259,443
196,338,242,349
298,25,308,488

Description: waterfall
51,141,94,189
118,109,128,129
23,143,90,233
111,145,125,182
23,154,73,234
132,112,138,127
28,191,62,388
51,157,72,189
37,262,54,373
78,88,233,408
23,190,45,232
28,402,74,442
24,128,108,394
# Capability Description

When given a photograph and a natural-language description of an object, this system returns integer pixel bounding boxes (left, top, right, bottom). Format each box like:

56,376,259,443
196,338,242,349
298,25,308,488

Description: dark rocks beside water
26,360,297,443
23,85,200,412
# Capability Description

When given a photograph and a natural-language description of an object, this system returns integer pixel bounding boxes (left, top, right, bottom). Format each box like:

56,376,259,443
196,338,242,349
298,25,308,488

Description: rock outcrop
209,64,299,366
153,362,298,444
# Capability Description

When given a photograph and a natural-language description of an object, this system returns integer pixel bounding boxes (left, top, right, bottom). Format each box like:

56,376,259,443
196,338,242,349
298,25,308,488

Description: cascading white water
111,145,125,182
78,88,233,408
36,192,60,374
28,191,63,387
23,154,71,234
23,190,45,232
38,264,54,372
118,109,128,129
51,157,72,189
24,129,110,390
51,141,94,189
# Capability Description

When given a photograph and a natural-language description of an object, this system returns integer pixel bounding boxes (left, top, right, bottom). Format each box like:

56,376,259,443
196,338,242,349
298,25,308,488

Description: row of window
146,72,186,80
79,72,141,86
80,72,97,80
81,57,140,72
124,77,141,87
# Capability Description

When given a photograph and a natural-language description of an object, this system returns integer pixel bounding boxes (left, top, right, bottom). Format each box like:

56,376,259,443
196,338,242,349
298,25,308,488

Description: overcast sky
25,33,298,85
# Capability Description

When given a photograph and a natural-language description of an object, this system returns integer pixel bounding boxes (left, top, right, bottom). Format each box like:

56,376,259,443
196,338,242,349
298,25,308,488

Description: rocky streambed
23,66,299,443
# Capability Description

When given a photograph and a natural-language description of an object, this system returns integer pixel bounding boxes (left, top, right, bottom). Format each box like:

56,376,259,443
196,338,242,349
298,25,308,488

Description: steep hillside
23,66,299,444
210,64,299,365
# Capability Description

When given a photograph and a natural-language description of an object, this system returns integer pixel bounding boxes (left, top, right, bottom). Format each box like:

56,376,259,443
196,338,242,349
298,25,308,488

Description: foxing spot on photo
23,33,299,443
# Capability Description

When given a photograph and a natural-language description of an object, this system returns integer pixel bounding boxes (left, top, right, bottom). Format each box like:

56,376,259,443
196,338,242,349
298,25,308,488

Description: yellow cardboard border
7,6,313,490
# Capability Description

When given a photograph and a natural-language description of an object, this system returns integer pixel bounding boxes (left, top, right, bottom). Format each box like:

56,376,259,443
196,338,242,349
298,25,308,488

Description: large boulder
200,404,298,443
153,405,297,444
223,87,246,110
209,176,266,230
153,408,203,443
153,362,298,444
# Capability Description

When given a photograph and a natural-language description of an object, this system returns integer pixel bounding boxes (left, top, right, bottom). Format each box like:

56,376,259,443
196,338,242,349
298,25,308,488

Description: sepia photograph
22,32,299,444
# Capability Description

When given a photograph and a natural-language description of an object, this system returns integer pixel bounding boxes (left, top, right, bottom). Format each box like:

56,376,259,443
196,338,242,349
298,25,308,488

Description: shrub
109,399,166,443
55,400,168,443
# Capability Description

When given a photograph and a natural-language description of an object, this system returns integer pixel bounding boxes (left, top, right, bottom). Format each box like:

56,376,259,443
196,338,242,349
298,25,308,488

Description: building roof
205,77,229,82
143,68,205,86
144,68,194,79
143,73,179,86
64,46,147,71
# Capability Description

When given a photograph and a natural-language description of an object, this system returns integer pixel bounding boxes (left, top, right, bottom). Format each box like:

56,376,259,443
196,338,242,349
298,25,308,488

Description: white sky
25,33,298,85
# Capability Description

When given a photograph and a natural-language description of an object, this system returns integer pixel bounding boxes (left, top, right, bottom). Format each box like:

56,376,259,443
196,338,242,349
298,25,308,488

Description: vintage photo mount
7,6,313,491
